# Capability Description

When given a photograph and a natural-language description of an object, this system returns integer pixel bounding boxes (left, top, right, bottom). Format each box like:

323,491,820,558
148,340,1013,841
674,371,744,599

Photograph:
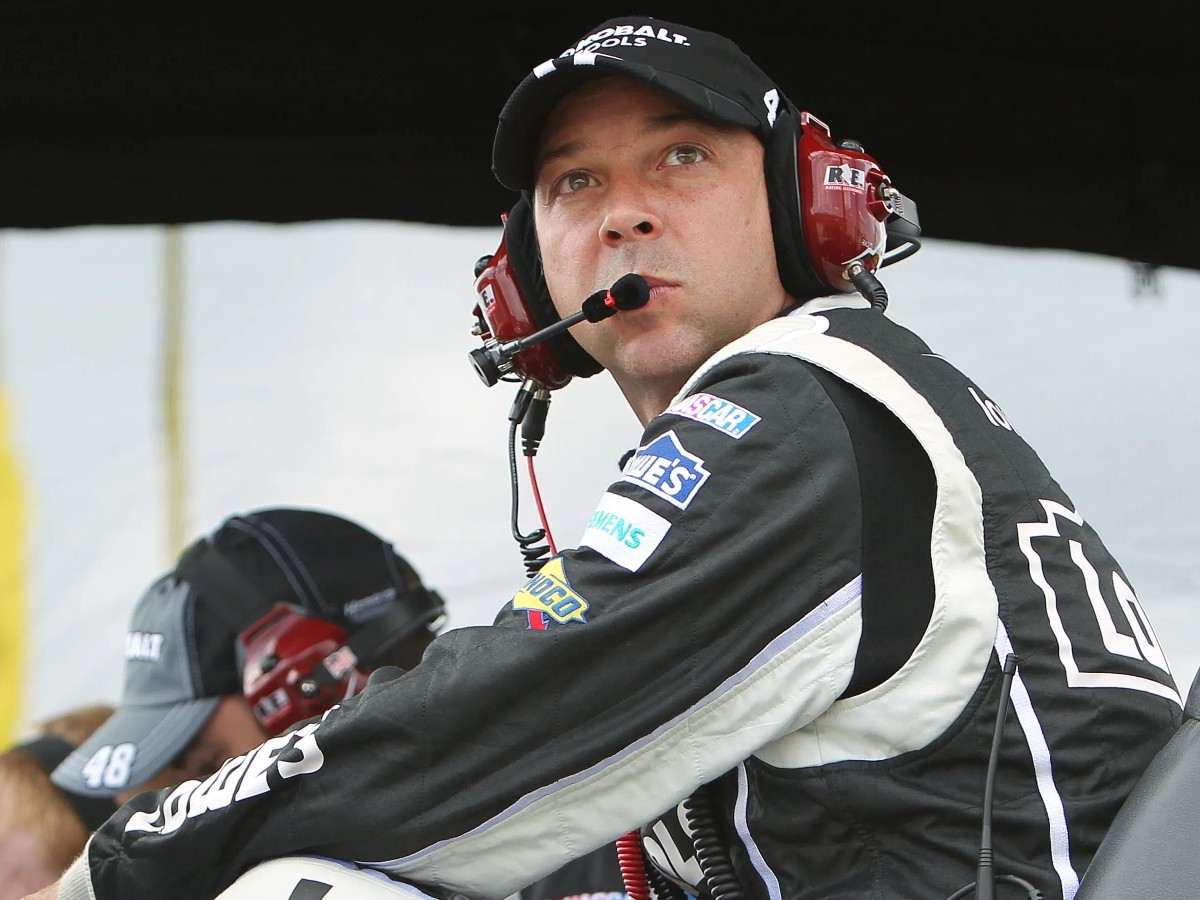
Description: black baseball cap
492,16,785,191
52,508,442,797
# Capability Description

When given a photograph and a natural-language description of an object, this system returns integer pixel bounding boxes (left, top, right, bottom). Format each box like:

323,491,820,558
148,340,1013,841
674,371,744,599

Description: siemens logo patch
665,392,760,439
621,430,710,510
581,492,671,572
588,509,646,549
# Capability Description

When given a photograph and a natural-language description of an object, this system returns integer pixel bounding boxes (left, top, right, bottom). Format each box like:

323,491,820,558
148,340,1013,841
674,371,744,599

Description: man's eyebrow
536,140,584,176
535,112,722,182
642,111,718,133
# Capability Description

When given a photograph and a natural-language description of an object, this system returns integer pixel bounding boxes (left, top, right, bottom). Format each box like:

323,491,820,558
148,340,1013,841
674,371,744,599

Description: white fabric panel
679,310,999,766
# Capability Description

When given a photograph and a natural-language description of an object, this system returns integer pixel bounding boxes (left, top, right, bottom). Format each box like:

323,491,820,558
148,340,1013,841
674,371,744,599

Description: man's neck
615,295,804,426
615,373,690,428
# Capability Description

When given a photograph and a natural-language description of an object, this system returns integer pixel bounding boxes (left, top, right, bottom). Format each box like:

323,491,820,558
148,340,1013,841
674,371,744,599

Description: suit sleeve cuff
57,838,96,900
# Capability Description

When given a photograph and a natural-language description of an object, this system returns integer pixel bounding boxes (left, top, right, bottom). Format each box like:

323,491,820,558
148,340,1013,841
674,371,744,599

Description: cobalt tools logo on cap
492,15,784,191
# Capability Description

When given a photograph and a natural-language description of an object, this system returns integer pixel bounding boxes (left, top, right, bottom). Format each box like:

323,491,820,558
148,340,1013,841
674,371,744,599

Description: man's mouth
636,275,680,305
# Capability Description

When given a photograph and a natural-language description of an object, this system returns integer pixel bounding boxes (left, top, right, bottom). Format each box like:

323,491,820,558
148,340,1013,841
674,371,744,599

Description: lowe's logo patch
512,558,590,628
620,430,710,510
665,393,760,439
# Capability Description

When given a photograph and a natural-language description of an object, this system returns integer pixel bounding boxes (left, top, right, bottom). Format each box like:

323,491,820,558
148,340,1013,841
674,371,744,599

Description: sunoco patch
665,392,760,439
511,558,590,629
620,430,710,510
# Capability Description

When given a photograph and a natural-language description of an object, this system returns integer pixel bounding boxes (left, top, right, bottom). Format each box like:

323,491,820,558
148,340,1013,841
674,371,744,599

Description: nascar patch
620,430,710,510
581,491,671,572
665,392,760,439
511,557,590,629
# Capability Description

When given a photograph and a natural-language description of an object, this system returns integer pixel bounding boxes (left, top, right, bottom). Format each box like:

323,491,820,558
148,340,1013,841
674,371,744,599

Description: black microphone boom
469,274,650,387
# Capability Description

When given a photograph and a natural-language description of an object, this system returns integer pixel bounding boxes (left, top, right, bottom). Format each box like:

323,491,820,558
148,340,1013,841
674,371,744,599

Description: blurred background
0,4,1196,743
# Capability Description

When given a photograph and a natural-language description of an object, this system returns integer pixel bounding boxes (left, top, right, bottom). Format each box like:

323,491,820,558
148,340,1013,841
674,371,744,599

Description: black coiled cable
508,416,551,578
642,847,686,900
683,786,745,900
847,263,889,312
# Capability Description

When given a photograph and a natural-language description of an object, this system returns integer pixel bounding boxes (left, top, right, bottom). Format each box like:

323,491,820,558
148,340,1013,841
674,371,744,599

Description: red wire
526,455,557,555
526,455,650,900
617,831,652,900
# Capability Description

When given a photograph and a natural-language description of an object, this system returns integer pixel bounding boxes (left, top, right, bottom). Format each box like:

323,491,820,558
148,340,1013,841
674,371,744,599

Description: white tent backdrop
2,221,1197,735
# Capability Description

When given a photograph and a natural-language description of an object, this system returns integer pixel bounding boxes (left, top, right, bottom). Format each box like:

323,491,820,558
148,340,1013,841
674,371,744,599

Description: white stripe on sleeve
995,620,1080,900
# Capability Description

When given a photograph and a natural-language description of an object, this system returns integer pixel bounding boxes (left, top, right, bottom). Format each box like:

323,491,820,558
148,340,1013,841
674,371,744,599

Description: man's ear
505,193,603,379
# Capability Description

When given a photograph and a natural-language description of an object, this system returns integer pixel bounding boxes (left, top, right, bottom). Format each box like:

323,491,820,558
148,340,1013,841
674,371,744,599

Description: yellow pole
0,232,30,746
162,227,187,561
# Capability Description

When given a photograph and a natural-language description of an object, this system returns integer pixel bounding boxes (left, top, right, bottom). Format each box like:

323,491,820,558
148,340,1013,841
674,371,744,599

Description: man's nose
598,191,663,247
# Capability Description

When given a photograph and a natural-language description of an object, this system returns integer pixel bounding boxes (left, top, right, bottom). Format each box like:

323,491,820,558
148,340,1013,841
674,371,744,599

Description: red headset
238,589,446,734
239,604,370,734
470,103,920,391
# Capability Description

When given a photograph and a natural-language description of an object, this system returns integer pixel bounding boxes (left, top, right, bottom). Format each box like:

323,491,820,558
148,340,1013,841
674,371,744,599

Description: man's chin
611,335,710,386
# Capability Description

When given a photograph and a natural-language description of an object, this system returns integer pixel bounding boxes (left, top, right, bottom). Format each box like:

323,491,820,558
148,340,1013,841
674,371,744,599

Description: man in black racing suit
39,16,1181,900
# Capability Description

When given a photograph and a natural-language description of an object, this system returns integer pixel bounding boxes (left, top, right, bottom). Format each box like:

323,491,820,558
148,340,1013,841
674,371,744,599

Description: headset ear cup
503,196,603,379
764,110,830,302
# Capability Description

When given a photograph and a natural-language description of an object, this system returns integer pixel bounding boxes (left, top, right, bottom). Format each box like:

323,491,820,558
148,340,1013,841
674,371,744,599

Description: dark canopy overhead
2,3,1195,270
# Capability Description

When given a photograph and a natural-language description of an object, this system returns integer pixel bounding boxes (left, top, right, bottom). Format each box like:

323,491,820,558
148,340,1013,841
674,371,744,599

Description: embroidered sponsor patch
581,491,671,572
511,558,590,628
665,392,760,439
620,430,710,510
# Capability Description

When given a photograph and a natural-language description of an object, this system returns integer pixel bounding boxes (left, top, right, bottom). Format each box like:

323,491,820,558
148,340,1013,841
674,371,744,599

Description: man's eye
555,171,593,194
664,145,707,166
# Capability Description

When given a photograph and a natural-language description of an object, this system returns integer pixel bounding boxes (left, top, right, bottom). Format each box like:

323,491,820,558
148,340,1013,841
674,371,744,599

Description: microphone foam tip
611,274,651,310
